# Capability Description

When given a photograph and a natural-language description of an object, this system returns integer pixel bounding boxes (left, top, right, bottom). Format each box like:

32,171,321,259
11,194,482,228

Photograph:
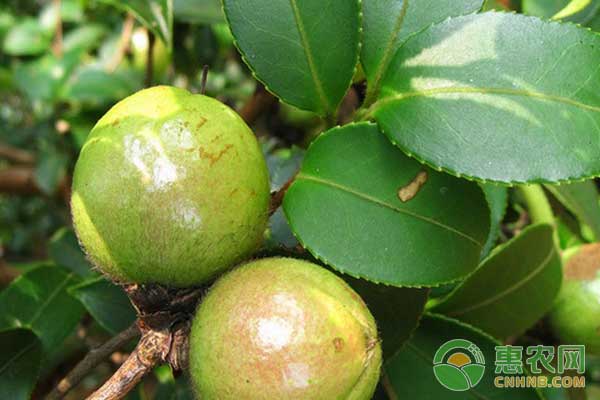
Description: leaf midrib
297,173,483,247
28,273,75,327
446,246,557,317
364,0,409,105
368,86,600,118
288,0,331,114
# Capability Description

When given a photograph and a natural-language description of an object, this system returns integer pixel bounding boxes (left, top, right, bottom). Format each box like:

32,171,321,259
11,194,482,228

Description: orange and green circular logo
433,339,486,391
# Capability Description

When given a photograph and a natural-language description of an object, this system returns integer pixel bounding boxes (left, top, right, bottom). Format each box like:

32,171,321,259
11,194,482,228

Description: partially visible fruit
189,257,382,400
131,27,170,78
548,244,600,355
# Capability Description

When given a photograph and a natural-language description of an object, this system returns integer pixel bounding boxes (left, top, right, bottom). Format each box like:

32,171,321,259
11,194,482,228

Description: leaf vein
448,247,557,317
297,173,483,247
371,87,600,115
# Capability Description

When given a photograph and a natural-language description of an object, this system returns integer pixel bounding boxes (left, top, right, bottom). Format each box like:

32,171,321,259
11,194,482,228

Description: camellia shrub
1,0,600,399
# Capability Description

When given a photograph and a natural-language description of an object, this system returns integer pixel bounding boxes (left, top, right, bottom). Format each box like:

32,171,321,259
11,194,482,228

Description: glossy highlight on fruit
189,257,382,400
548,244,600,355
71,86,270,287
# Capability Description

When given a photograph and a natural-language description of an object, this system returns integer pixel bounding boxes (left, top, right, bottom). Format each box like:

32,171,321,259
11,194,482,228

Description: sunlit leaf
372,12,600,183
361,0,483,103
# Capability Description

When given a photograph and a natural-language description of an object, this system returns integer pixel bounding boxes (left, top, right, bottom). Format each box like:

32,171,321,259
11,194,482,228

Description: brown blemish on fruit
197,117,207,129
333,337,344,352
198,144,234,166
398,171,428,202
565,243,600,281
111,119,120,126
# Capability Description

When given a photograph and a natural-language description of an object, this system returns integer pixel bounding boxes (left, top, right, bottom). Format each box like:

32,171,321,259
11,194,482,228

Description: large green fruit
548,244,600,355
71,86,270,287
189,257,382,400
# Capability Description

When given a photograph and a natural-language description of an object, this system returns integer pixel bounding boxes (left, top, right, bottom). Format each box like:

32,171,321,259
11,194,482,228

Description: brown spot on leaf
565,243,600,281
333,337,344,352
398,170,428,202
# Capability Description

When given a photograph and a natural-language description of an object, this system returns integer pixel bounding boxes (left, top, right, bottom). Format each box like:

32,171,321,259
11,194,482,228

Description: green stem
517,184,555,226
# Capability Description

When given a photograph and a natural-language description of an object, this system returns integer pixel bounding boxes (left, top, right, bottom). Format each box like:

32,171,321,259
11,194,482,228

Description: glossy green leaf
49,228,94,277
371,12,600,183
0,328,42,400
546,181,600,241
345,277,428,359
223,0,360,116
361,0,483,103
69,277,136,335
0,266,84,354
481,184,508,257
432,224,562,339
283,123,490,286
173,0,223,24
2,18,51,56
384,314,543,399
100,0,173,48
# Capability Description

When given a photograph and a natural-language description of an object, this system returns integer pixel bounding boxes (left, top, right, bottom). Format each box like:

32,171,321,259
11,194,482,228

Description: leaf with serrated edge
432,224,562,339
361,0,483,103
283,122,490,287
384,314,543,399
371,12,600,184
222,0,360,116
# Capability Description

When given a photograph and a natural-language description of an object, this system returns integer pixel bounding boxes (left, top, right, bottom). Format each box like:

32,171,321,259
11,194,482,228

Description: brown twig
239,84,276,125
0,143,35,164
47,323,140,400
144,31,155,88
269,174,296,215
86,329,169,400
200,65,209,95
0,167,39,195
106,14,135,72
0,166,71,202
52,0,63,57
